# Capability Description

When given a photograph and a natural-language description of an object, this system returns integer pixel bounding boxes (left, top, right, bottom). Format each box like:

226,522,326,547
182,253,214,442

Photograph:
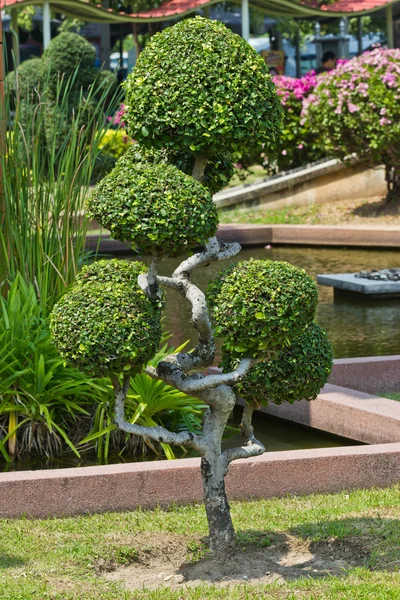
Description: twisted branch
145,358,254,397
223,401,265,464
113,377,205,453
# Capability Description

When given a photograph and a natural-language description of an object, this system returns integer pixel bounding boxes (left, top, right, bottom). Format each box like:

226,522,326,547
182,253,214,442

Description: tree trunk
201,454,235,554
132,24,141,60
200,397,237,555
385,164,400,204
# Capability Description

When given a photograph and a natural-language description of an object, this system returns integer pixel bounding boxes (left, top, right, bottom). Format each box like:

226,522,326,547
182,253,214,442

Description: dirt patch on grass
104,531,371,591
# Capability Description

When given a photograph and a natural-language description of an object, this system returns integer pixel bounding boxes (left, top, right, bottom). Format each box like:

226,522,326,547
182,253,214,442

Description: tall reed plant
1,65,120,312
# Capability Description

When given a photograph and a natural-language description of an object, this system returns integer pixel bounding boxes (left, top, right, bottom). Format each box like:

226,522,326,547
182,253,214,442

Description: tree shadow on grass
352,197,400,218
182,517,400,585
0,553,25,570
103,517,400,590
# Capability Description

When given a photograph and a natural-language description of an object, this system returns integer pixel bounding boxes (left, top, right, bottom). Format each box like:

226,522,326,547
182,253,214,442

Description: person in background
316,51,337,74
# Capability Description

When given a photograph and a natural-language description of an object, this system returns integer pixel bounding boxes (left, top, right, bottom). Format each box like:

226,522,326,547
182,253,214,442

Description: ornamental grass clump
7,32,118,159
51,17,331,557
302,47,400,203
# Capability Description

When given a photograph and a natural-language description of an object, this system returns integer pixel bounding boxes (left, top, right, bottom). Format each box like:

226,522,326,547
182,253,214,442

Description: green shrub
42,32,96,79
50,261,163,376
6,58,43,99
302,48,400,202
222,322,333,405
98,129,133,160
0,275,106,461
124,16,282,156
207,259,318,358
87,159,218,256
76,258,147,287
124,144,234,195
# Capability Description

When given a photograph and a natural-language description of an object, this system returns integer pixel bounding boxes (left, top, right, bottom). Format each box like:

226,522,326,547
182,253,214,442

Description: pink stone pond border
0,356,400,519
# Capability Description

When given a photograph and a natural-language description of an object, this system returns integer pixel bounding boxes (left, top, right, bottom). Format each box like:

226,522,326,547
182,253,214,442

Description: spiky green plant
80,339,206,461
0,275,107,461
1,64,120,312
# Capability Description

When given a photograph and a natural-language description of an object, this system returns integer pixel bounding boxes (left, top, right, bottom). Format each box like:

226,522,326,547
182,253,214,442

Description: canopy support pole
11,9,20,68
295,29,301,78
357,16,363,55
241,0,250,42
386,4,394,49
43,1,51,49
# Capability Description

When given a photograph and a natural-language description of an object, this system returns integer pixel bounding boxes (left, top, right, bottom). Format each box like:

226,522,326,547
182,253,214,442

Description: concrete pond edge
86,223,400,254
1,356,400,519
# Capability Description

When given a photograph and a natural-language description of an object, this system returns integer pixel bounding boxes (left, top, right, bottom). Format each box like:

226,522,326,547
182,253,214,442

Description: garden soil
103,531,371,591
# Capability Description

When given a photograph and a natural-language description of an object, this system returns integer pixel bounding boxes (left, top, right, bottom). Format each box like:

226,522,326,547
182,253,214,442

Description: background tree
51,17,332,555
7,32,117,154
302,47,400,204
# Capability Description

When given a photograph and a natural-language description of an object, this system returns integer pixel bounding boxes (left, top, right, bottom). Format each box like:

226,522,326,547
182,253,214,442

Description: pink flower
297,144,304,149
348,102,360,113
282,150,287,156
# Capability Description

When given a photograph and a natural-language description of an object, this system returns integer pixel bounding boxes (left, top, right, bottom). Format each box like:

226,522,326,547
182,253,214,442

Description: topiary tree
7,32,117,156
6,58,44,100
302,47,400,204
51,17,332,555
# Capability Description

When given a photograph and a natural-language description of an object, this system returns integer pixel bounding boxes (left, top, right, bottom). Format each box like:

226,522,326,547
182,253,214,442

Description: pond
128,245,400,359
2,410,360,472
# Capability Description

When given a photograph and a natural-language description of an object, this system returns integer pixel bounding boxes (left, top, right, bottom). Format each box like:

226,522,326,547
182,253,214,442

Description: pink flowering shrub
302,48,400,202
236,71,327,176
266,71,327,171
108,103,126,128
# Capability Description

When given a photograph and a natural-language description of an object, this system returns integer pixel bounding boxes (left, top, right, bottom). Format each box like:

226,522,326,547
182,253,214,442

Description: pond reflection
127,245,400,359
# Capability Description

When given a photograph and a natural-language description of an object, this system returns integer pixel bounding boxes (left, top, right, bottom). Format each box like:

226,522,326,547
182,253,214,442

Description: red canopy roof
304,0,396,13
2,0,398,23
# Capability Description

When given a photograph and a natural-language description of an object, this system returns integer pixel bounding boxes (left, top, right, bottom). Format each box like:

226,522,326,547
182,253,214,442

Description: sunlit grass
2,485,400,599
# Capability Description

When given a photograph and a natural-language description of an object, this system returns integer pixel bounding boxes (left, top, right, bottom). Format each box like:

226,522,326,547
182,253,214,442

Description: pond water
129,245,400,359
2,410,360,473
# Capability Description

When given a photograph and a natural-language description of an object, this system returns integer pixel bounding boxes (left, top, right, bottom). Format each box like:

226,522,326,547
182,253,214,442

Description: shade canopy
2,0,399,23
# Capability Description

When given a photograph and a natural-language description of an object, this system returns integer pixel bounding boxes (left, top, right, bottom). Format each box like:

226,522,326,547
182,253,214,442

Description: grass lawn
383,393,400,402
2,485,400,599
218,196,400,227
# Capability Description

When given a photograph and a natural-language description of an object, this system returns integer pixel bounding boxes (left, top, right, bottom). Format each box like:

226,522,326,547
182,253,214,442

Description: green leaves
124,17,282,156
222,322,333,406
88,157,218,258
207,259,318,359
50,260,163,377
0,275,106,461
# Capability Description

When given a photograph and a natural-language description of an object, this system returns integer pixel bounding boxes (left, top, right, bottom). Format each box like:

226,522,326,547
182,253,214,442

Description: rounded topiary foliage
76,259,160,291
6,58,43,99
87,159,218,256
124,17,282,155
222,322,333,405
50,264,162,375
207,259,318,358
42,32,95,79
124,144,234,195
